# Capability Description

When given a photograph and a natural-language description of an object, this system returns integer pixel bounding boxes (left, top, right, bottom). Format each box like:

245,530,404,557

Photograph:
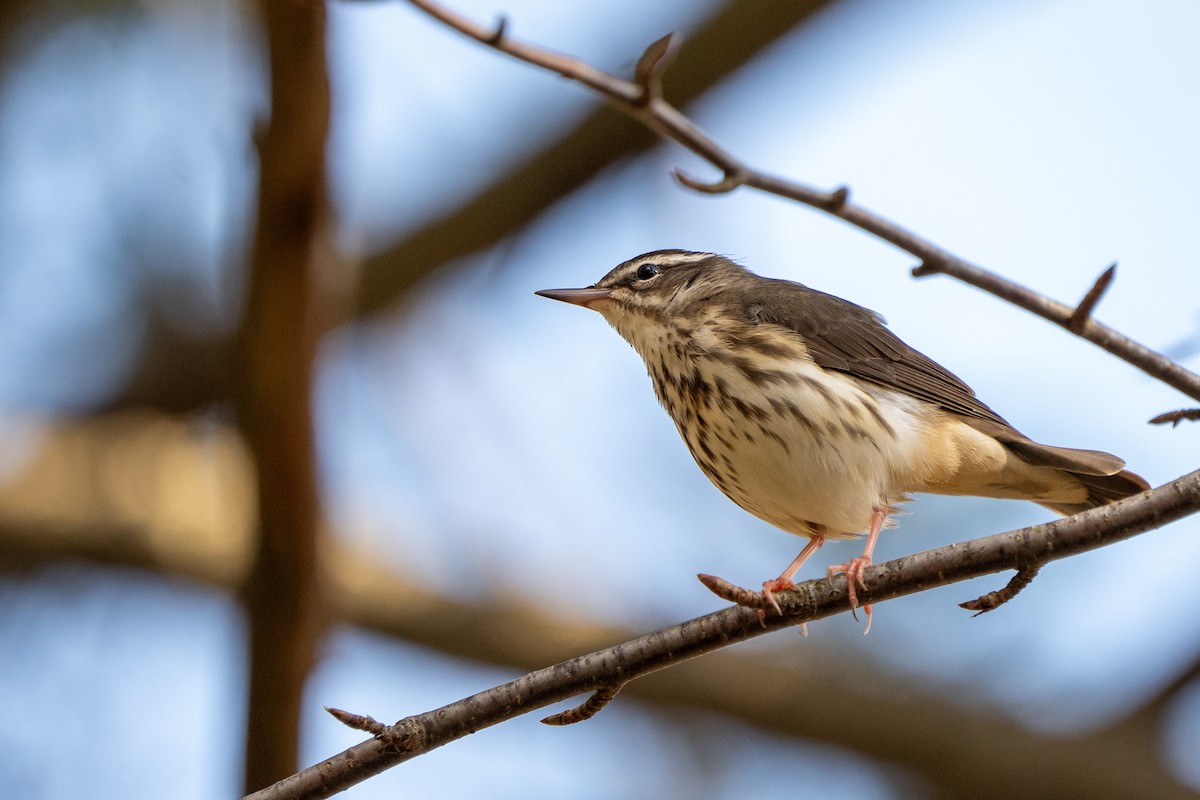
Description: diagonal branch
354,0,838,316
247,468,1200,799
0,407,1192,799
400,0,1200,404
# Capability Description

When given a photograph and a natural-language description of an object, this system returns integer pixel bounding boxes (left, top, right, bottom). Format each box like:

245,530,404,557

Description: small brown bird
537,250,1148,628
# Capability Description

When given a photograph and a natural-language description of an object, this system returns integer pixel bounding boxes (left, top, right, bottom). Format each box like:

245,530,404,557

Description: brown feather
734,276,1013,427
962,417,1127,476
1038,470,1151,515
720,266,1151,510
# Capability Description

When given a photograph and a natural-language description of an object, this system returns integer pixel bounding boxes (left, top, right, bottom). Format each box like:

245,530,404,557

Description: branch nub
487,16,508,45
326,707,386,734
1067,263,1117,333
541,685,623,726
697,573,773,609
1149,408,1200,427
674,168,746,194
825,185,850,211
911,260,943,278
634,33,680,104
959,565,1042,615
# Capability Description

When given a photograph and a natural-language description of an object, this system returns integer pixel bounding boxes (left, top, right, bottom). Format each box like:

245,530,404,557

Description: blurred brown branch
260,465,1200,798
235,0,333,791
2,414,1196,799
99,0,838,419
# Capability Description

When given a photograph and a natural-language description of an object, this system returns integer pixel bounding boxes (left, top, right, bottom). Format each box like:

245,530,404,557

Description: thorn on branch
911,260,943,278
326,706,386,735
673,167,746,195
1149,408,1200,427
824,185,850,211
487,15,508,45
959,565,1042,616
541,684,623,726
634,33,680,105
1067,263,1117,333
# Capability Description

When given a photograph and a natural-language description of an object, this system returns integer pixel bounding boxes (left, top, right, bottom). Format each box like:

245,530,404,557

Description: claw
761,576,796,617
827,506,887,634
828,554,872,612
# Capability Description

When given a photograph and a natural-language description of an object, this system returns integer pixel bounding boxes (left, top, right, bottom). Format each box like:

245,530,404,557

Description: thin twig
633,33,678,105
402,0,1200,405
1149,408,1200,427
248,469,1200,799
696,572,772,610
1067,264,1117,333
541,684,624,725
959,565,1043,615
674,167,747,195
326,707,386,735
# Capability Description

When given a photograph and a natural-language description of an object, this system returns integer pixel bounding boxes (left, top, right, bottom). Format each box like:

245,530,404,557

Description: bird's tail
962,418,1150,515
1038,468,1150,516
1004,437,1150,515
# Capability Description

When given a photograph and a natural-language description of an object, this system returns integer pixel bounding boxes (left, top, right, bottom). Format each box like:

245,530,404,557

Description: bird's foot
828,557,874,635
761,576,799,618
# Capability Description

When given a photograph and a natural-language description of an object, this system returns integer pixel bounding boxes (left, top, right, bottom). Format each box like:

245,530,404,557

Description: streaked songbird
537,250,1149,629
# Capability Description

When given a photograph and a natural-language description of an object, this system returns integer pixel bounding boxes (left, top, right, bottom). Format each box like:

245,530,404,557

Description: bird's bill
535,287,614,308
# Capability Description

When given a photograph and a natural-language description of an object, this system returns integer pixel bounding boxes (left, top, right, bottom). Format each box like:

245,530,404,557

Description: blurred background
1,0,1199,797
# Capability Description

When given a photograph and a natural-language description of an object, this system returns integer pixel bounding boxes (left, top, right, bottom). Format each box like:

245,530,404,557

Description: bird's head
536,250,744,328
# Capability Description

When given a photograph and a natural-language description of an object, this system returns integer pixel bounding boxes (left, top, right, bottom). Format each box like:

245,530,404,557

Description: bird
535,250,1149,630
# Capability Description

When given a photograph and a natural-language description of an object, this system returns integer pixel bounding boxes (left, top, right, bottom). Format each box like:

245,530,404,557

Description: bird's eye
635,263,660,281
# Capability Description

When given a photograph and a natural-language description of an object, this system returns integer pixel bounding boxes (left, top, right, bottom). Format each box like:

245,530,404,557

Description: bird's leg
828,506,887,634
761,525,826,616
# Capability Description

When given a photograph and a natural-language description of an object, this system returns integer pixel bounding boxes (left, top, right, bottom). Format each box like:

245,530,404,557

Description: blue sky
1,0,1199,797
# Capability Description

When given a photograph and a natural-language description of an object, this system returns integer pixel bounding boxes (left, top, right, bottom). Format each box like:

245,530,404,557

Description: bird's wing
744,279,1141,487
747,280,1012,427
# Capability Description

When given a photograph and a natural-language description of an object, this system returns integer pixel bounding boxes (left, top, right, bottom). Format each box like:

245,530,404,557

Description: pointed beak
535,286,613,308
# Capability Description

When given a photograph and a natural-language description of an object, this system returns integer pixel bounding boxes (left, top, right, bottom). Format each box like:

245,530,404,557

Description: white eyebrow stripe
649,251,715,266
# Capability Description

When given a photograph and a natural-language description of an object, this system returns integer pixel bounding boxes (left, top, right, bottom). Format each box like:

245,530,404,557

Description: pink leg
761,527,826,616
828,506,887,634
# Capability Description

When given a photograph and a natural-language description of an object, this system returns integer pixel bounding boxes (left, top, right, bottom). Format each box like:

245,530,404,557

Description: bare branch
633,33,679,104
247,468,1200,799
406,0,640,102
353,0,841,319
0,411,1191,799
402,0,1200,404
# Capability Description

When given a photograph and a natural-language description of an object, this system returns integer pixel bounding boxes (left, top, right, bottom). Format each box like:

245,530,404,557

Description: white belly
687,357,939,536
